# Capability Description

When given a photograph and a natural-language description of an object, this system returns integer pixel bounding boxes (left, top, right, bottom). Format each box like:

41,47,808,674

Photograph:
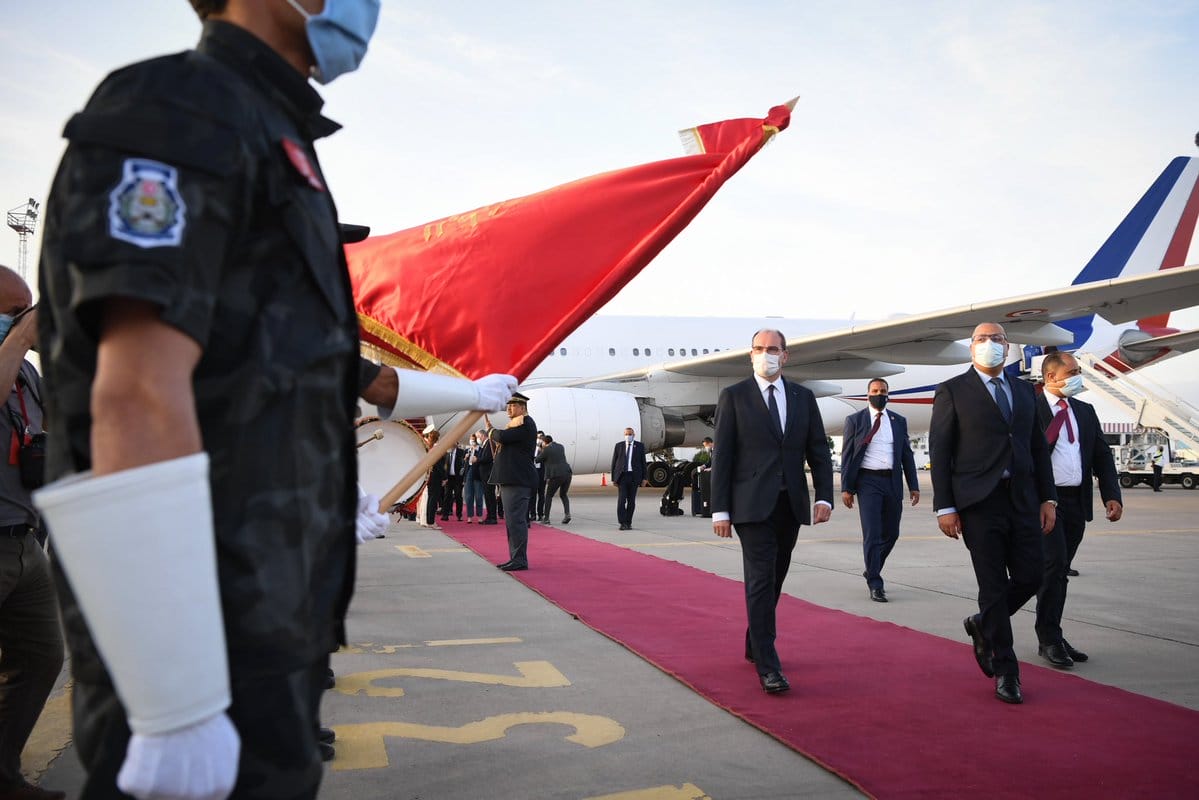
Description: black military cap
507,392,530,405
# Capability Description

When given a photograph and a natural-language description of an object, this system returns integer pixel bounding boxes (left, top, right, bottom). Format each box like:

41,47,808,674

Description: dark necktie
767,385,783,436
990,377,1012,423
862,411,883,445
1046,398,1075,445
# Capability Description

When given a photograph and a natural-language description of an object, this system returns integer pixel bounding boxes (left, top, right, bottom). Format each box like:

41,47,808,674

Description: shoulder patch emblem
108,158,187,248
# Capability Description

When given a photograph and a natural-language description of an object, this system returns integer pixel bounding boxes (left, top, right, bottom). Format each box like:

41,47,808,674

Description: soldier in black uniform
489,393,539,571
33,3,381,799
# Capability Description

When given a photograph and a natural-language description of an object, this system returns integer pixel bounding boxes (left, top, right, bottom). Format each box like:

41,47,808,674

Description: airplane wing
559,263,1199,385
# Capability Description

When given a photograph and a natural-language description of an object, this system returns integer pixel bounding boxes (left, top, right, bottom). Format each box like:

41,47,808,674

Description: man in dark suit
611,427,647,530
473,428,498,524
1033,351,1122,667
711,329,834,695
840,378,920,602
423,430,446,529
488,393,538,571
537,434,573,523
440,441,467,521
930,322,1058,705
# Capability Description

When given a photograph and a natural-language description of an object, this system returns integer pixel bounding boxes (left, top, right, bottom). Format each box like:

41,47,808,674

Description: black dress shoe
759,671,790,694
318,726,336,744
319,740,335,761
324,668,335,690
995,674,1022,704
1066,567,1080,577
869,588,888,602
499,562,528,572
562,516,571,524
1062,639,1089,662
1038,642,1074,668
963,615,995,677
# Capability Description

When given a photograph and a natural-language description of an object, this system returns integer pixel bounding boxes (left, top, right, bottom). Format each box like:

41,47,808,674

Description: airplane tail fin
1057,157,1199,351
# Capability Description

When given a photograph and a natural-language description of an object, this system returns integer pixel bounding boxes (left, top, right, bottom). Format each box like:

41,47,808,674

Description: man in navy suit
1033,351,1122,668
611,427,647,530
711,329,834,694
930,322,1058,705
840,378,920,602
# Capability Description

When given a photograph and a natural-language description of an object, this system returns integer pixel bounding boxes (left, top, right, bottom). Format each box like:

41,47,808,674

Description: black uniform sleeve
49,54,250,348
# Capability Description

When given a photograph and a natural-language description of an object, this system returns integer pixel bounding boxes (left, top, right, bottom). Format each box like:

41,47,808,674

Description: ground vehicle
1117,462,1197,489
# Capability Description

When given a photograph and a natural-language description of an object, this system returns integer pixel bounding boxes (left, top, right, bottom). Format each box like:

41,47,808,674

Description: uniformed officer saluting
32,3,441,800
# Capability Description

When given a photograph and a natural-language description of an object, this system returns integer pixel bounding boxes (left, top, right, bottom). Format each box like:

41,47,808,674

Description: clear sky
2,1,1197,400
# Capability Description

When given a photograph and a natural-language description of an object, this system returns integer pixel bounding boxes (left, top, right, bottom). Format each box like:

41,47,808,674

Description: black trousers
544,475,571,518
0,532,64,787
481,480,497,520
72,657,328,799
424,481,443,526
440,474,463,519
1035,488,1086,645
734,491,801,676
615,474,640,525
856,472,903,590
959,484,1044,677
533,469,547,519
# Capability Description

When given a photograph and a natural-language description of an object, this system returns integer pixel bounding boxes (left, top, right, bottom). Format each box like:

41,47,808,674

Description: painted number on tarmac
334,660,571,698
584,785,711,800
332,711,626,770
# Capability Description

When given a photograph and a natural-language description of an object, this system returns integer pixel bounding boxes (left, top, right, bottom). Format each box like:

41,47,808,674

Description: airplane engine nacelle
520,388,680,475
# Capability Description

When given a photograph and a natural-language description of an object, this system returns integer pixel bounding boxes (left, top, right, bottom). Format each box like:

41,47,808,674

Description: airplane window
691,348,697,355
703,348,709,354
609,348,615,356
668,348,675,356
559,347,566,355
645,348,652,356
633,348,640,356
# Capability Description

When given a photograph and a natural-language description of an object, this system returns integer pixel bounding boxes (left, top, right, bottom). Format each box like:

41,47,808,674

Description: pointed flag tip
783,96,800,111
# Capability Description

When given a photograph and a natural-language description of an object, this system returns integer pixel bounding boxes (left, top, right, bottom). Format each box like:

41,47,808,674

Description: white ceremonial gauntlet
355,485,389,542
34,453,239,799
379,368,518,419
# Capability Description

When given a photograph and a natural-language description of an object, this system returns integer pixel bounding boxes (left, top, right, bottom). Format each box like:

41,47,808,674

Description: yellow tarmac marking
341,637,522,654
396,545,430,558
584,785,712,800
335,661,571,697
21,681,72,782
332,712,626,770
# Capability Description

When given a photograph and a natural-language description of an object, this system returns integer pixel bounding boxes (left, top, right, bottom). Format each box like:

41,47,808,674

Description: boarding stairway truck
1070,351,1199,456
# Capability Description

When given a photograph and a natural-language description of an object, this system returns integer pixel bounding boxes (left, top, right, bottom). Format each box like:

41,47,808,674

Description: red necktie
1046,398,1075,445
862,412,883,445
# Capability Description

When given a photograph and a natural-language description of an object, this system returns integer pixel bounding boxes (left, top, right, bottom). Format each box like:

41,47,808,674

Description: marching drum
355,417,428,509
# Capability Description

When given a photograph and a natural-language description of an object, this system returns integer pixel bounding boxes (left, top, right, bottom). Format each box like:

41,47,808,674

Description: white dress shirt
859,410,894,470
1044,391,1082,487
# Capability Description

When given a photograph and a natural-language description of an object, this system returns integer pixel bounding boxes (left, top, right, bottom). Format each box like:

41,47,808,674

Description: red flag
348,99,796,380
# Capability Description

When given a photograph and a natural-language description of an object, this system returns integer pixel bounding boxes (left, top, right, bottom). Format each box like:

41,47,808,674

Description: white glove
356,491,389,543
474,374,519,413
117,711,240,800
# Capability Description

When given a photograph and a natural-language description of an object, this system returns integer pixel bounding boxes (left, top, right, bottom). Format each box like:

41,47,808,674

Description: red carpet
442,521,1199,799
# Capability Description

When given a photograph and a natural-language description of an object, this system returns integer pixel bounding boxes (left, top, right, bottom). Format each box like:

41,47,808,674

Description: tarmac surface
27,476,1199,799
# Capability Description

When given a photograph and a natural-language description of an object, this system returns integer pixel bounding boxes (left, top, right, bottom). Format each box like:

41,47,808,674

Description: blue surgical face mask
0,315,13,346
1059,375,1086,397
285,0,381,85
973,340,1006,369
625,434,634,443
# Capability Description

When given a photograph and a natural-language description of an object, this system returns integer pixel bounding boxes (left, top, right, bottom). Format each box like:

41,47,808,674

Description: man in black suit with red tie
930,322,1058,705
840,378,920,602
711,329,834,695
1033,351,1122,668
611,427,647,530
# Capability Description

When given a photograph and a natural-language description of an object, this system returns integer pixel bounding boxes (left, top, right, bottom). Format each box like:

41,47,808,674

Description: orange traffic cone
601,473,608,487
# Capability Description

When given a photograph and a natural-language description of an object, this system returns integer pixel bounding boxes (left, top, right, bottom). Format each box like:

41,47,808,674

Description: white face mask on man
1059,374,1086,396
752,351,782,378
972,340,1006,369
